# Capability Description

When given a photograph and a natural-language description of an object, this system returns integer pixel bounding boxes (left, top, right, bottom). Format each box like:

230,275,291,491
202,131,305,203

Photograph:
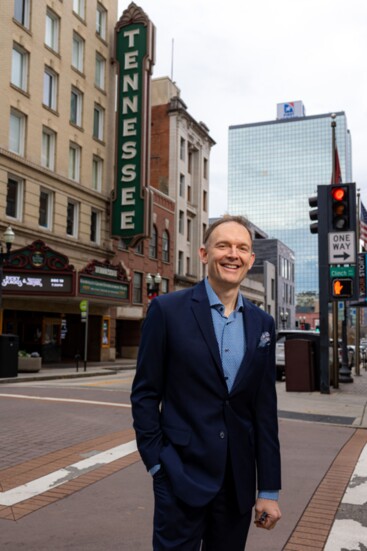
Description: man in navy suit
131,215,281,550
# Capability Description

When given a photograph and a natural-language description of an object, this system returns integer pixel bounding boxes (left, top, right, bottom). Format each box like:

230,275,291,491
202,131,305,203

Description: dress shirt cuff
258,490,279,501
149,464,161,476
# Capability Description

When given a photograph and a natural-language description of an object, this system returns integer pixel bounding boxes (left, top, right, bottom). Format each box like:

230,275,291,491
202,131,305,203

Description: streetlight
280,309,288,330
0,226,15,332
146,272,162,302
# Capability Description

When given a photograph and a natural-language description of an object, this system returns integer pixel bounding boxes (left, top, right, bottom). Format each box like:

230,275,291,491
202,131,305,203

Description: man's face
199,222,255,291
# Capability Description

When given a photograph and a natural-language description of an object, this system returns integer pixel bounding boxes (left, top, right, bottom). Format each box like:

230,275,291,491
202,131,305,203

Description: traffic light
309,187,328,235
330,185,349,230
329,183,356,232
308,195,319,234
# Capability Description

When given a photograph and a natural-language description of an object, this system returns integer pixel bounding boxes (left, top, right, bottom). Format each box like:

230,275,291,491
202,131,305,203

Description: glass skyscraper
228,106,352,297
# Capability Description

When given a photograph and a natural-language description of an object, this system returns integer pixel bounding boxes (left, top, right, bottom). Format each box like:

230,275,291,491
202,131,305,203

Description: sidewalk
1,361,367,550
0,358,136,385
279,366,367,550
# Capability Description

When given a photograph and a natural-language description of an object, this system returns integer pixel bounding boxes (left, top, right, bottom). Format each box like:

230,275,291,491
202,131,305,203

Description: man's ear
249,252,255,269
199,246,208,264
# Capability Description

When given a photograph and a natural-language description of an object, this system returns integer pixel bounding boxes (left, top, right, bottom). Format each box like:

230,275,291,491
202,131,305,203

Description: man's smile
221,264,241,270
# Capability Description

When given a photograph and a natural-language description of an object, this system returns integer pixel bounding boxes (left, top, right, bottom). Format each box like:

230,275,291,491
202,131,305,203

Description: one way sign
328,231,356,265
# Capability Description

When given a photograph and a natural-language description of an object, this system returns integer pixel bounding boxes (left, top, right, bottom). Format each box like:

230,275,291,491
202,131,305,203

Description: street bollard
75,354,81,372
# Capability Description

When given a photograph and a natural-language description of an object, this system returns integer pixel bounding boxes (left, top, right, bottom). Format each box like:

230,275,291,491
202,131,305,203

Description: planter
18,357,42,373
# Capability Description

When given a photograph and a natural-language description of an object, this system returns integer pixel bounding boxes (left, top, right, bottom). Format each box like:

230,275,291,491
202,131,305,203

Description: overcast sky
117,0,367,217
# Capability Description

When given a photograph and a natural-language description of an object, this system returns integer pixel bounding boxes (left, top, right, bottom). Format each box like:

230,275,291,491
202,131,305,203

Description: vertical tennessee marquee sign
112,3,155,245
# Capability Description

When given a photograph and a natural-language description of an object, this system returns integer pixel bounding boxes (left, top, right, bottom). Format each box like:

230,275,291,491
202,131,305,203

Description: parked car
275,330,351,382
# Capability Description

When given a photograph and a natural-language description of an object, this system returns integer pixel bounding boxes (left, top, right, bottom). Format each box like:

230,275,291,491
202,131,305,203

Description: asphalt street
0,364,366,550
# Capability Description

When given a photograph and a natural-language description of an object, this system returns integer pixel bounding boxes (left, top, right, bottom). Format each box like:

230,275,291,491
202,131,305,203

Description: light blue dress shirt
204,278,245,392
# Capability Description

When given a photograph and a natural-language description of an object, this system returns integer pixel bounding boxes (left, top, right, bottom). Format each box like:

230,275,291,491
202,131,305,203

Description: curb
0,364,136,385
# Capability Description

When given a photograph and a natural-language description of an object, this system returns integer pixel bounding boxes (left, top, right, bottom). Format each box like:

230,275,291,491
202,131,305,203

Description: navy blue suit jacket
131,280,281,514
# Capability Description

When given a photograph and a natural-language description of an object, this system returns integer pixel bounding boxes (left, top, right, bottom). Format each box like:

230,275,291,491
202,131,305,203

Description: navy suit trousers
152,456,252,551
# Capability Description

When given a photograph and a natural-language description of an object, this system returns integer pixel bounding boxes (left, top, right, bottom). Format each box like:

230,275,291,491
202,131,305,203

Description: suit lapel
231,299,260,392
190,282,224,379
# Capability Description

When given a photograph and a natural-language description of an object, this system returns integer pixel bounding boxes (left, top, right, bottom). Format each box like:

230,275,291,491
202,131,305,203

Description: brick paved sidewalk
283,428,367,550
0,429,139,522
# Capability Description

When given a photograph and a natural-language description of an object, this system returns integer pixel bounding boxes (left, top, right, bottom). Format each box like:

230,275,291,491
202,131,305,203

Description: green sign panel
329,266,355,278
79,277,129,300
79,300,88,312
111,4,155,245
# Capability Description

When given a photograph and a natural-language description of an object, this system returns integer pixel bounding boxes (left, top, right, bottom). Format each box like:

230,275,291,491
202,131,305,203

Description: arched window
149,225,158,258
162,230,169,262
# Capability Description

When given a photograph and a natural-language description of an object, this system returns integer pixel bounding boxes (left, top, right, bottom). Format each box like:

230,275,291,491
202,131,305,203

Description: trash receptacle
285,339,315,392
0,334,19,378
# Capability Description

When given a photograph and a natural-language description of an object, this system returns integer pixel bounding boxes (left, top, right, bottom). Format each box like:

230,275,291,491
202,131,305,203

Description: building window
134,240,143,254
95,53,106,90
93,104,104,141
133,272,143,303
178,251,184,275
39,189,53,229
11,44,28,91
70,87,83,127
72,32,84,73
119,239,128,250
187,218,192,242
43,67,58,110
203,190,207,212
186,257,191,276
67,200,79,237
149,225,158,259
73,0,85,19
162,230,169,262
161,278,169,295
188,150,193,174
69,142,81,181
179,174,185,198
92,156,103,191
187,184,192,203
90,209,101,243
179,210,184,234
180,137,185,161
96,3,107,40
14,0,30,28
45,9,59,52
42,127,56,170
6,176,23,220
203,158,208,179
9,109,26,156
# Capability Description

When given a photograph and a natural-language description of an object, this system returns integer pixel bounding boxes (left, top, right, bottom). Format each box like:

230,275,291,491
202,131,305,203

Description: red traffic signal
331,187,346,202
330,185,349,231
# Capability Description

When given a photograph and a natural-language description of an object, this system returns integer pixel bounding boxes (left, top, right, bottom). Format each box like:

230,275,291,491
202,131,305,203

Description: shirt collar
204,277,243,312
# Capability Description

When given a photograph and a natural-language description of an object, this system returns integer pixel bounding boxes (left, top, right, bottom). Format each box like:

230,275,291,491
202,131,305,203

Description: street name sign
328,231,356,264
329,266,355,278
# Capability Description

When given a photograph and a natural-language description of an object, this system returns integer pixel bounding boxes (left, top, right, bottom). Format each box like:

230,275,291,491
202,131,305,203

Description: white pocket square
258,332,271,348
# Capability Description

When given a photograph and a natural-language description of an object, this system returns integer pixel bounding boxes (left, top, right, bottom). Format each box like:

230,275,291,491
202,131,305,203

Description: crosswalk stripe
0,393,131,408
0,440,137,507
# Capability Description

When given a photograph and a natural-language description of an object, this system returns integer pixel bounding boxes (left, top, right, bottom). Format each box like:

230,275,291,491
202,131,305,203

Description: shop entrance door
42,318,61,362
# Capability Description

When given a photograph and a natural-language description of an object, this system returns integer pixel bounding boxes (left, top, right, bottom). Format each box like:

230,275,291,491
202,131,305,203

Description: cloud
118,0,367,215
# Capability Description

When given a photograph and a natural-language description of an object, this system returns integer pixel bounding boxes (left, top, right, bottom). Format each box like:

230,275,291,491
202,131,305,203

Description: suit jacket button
219,431,225,439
